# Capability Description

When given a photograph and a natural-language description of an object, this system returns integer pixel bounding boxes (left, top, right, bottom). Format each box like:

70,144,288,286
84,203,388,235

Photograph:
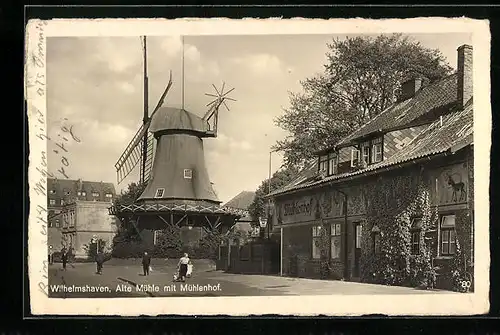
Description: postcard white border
26,17,491,316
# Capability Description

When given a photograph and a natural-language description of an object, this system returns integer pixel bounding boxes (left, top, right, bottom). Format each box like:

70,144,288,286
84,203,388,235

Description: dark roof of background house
336,73,458,147
47,178,116,205
270,99,473,197
223,191,256,224
223,191,256,210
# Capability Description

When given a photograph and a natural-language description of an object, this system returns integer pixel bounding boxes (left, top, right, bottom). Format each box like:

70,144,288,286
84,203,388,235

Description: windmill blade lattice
139,131,155,184
115,72,173,184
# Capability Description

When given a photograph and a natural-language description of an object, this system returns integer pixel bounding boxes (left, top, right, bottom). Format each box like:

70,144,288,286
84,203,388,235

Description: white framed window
440,215,456,256
361,141,370,165
105,193,113,198
61,200,64,206
50,189,56,194
312,225,322,259
330,223,341,259
355,224,362,249
77,191,81,196
319,155,328,173
350,148,360,167
155,188,165,198
371,137,383,163
327,153,338,176
184,169,193,179
410,218,422,255
49,199,56,205
81,191,87,196
92,192,99,197
153,230,160,245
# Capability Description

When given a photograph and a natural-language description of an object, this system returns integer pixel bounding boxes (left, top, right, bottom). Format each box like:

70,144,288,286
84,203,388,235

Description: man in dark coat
142,252,151,276
95,251,105,275
61,247,68,271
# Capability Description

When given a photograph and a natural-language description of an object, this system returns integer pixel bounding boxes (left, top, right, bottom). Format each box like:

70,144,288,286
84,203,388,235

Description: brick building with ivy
268,45,474,291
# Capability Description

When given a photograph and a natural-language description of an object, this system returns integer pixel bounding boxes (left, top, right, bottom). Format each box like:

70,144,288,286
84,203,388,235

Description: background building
47,178,117,257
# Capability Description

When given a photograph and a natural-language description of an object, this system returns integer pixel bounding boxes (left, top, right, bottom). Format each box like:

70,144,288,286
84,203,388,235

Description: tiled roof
336,74,458,147
223,191,256,210
270,100,473,197
47,178,116,207
223,191,256,222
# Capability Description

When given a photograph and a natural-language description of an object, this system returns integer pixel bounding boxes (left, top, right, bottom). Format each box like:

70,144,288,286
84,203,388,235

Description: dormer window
319,155,328,173
371,137,383,163
319,152,338,176
81,191,86,197
327,152,338,175
361,141,371,165
352,136,384,167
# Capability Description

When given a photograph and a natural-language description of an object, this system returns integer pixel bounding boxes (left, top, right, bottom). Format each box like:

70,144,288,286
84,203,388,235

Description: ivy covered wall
358,148,474,291
275,147,474,291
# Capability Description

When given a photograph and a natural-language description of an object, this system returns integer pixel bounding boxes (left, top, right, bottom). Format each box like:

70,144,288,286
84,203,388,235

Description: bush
112,240,147,258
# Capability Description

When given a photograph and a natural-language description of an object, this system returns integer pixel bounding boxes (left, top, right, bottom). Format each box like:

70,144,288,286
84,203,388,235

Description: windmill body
138,107,220,206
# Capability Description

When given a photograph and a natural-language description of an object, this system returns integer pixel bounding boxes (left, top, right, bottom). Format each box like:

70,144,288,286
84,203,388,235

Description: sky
46,33,471,204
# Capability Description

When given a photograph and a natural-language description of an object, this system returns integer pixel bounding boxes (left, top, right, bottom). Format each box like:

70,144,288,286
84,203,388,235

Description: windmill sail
115,72,173,184
139,131,155,184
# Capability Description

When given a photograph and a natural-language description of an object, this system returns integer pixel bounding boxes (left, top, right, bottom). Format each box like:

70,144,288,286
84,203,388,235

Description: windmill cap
149,107,209,136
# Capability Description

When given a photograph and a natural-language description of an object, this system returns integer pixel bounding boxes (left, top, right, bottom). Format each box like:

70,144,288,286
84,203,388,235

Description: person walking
178,253,190,282
95,251,105,275
142,252,151,276
48,245,53,265
61,247,68,271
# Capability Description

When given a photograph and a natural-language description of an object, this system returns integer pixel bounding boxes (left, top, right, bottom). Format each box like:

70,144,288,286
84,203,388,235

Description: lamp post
266,149,276,239
92,234,99,254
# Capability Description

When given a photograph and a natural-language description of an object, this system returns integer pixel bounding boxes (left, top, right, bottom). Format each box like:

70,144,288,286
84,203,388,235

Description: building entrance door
353,222,362,279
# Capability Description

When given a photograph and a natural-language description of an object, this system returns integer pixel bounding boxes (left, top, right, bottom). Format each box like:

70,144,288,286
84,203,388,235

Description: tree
114,181,147,206
111,182,148,257
248,166,299,224
274,33,453,168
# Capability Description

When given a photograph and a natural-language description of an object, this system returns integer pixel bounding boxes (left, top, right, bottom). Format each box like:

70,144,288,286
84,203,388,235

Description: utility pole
141,36,149,184
267,150,272,239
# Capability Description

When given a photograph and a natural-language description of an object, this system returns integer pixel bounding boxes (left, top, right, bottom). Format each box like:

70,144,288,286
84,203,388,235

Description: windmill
110,36,246,240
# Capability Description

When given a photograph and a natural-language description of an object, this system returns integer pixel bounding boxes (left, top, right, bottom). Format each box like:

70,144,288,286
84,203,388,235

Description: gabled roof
270,100,473,197
223,191,256,222
336,73,458,147
223,191,256,210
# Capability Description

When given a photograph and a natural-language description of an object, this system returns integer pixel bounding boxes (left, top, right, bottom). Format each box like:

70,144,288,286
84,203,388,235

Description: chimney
457,44,473,108
399,77,425,102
